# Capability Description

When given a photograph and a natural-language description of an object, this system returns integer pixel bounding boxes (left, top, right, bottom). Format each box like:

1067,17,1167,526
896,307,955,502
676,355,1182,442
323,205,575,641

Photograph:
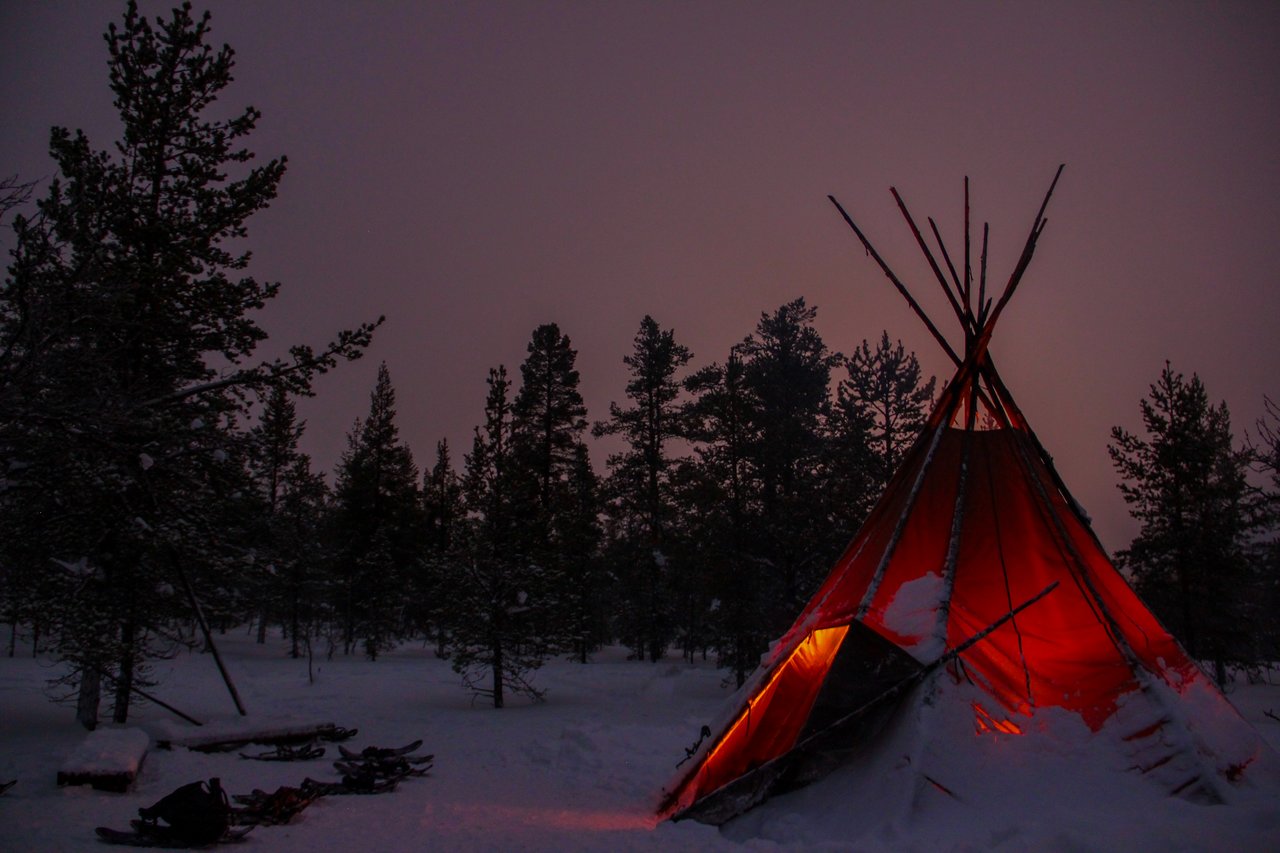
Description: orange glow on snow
419,801,656,833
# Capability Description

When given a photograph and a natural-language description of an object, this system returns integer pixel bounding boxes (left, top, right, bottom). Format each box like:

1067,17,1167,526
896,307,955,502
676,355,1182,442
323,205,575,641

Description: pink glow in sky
2,1,1278,552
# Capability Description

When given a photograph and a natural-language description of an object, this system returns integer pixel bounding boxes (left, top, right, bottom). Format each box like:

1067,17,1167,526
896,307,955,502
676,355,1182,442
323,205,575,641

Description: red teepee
659,168,1267,825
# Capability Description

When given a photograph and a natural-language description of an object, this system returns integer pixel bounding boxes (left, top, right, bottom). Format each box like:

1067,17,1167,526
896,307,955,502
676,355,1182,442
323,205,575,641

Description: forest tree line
1,3,1278,725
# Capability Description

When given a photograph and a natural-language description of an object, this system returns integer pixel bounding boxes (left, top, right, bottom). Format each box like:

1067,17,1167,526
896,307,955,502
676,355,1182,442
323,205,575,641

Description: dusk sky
2,1,1278,552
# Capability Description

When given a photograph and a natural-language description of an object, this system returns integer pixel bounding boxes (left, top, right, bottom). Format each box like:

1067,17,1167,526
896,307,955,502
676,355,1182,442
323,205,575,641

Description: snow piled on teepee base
723,674,1280,852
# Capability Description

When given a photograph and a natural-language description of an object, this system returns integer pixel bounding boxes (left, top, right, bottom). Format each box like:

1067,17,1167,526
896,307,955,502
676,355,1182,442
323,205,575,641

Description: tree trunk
492,638,504,709
113,620,136,724
76,665,101,730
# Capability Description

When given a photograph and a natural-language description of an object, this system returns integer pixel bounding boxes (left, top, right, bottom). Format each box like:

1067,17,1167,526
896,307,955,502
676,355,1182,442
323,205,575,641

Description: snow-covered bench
57,727,150,793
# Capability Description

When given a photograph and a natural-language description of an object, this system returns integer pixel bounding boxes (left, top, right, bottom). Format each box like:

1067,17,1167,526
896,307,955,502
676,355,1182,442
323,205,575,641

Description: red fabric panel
675,626,848,811
779,428,1196,730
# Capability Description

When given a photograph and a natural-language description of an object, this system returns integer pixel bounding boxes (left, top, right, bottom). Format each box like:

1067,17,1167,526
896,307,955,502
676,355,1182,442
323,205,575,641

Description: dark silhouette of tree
841,332,936,490
246,387,328,657
737,298,842,628
448,366,549,707
0,2,375,726
683,353,765,685
594,316,693,661
329,363,420,660
1109,363,1258,682
417,438,464,656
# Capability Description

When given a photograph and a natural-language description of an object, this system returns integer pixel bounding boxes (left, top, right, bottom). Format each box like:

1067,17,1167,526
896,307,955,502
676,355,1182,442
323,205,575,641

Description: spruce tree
1109,363,1258,681
736,298,842,627
417,439,464,655
0,2,375,725
509,323,592,649
841,332,936,490
246,387,328,657
448,366,549,707
329,363,419,659
594,316,693,662
683,353,766,685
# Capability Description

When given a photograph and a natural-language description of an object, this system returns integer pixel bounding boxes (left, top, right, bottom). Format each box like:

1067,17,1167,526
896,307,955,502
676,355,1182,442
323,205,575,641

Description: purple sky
3,1,1278,551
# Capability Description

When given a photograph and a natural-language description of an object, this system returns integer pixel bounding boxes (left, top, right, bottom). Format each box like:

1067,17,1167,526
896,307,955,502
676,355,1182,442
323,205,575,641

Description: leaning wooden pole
174,553,247,717
100,669,203,727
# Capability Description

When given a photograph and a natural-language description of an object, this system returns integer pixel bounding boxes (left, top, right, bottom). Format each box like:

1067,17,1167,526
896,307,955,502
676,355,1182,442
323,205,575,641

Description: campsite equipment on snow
100,777,237,846
660,168,1273,824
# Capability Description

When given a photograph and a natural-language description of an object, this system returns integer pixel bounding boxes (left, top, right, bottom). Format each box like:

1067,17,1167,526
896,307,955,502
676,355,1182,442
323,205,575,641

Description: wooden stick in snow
174,553,247,717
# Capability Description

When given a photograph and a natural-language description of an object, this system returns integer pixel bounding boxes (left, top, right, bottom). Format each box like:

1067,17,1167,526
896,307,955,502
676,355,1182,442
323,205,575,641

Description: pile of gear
95,739,433,847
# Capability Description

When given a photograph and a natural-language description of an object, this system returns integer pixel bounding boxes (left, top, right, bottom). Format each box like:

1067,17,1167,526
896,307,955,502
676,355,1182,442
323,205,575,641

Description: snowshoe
318,726,357,743
94,825,251,847
337,738,422,760
230,785,319,826
238,742,325,762
0,779,15,796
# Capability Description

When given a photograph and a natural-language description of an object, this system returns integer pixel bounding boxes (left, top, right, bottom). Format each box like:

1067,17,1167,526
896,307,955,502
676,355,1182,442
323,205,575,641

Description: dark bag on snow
137,777,230,844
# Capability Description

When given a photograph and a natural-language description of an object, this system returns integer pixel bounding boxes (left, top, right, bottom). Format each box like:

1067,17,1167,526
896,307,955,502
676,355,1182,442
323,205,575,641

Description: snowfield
2,633,1279,852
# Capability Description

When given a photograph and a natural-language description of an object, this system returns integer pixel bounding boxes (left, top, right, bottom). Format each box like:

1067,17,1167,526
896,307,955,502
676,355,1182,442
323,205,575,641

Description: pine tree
511,323,589,536
841,332,936,490
509,323,592,650
417,439,464,656
594,316,693,662
1109,363,1258,681
560,444,606,663
736,298,842,627
683,353,766,685
329,363,419,660
447,366,549,707
1248,397,1280,660
246,387,327,657
0,2,375,726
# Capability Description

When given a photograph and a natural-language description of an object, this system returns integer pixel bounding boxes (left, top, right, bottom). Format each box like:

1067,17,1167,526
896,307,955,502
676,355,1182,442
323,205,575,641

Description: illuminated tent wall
659,168,1268,825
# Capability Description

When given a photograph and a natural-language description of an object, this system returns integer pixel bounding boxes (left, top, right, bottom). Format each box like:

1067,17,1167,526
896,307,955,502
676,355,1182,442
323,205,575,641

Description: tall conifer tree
0,2,375,725
1109,363,1257,680
330,363,419,659
595,316,693,661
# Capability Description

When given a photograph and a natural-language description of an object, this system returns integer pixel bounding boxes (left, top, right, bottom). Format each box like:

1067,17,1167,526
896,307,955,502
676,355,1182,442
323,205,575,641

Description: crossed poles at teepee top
827,163,1064,433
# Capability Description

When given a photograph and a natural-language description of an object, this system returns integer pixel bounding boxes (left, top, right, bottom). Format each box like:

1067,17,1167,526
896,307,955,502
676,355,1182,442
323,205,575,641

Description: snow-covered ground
2,633,1279,852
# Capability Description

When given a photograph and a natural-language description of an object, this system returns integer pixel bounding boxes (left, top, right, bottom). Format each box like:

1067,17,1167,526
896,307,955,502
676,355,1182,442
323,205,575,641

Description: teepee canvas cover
659,168,1266,824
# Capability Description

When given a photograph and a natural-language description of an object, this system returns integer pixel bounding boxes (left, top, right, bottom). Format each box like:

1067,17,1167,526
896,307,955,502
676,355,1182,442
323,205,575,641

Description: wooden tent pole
978,223,990,327
828,195,963,366
964,177,974,332
979,164,1065,341
927,216,966,308
930,380,982,650
889,189,968,329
